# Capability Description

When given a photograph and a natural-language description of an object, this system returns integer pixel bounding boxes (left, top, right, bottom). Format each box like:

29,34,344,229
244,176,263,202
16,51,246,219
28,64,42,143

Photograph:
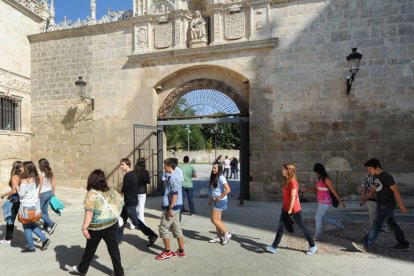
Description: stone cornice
3,0,45,23
0,68,30,95
127,38,278,64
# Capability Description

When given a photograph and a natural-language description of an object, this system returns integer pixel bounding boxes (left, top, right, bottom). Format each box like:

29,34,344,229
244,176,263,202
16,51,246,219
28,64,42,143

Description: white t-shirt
224,159,231,169
40,172,52,193
211,175,228,200
18,179,40,207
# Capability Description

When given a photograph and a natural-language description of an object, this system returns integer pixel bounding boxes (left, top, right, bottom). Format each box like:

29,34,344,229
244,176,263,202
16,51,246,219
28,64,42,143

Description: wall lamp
346,48,362,94
74,76,94,110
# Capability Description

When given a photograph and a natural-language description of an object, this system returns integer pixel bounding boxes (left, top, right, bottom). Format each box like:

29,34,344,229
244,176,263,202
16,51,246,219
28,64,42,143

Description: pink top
316,179,332,204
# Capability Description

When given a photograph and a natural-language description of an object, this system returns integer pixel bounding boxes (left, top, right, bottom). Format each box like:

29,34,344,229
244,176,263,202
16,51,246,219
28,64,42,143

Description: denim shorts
213,199,228,211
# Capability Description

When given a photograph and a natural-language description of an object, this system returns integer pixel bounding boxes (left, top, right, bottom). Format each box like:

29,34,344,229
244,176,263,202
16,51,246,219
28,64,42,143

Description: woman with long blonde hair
265,163,317,255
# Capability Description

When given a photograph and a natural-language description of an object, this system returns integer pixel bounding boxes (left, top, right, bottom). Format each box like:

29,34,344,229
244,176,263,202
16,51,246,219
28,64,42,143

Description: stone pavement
0,187,413,276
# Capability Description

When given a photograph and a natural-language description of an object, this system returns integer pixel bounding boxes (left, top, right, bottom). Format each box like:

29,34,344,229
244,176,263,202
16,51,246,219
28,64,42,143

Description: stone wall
249,0,414,200
29,0,414,200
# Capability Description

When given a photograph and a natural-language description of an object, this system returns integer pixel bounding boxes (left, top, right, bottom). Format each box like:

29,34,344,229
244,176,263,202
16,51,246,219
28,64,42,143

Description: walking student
208,162,232,245
223,156,231,178
18,161,50,252
116,158,158,246
155,158,185,260
352,158,410,252
72,169,124,276
265,163,317,255
0,161,22,245
313,163,345,240
360,174,389,232
180,156,197,214
38,158,57,234
129,158,151,229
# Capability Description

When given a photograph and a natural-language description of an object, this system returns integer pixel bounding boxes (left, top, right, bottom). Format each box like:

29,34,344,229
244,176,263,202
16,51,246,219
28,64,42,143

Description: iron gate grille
133,124,163,195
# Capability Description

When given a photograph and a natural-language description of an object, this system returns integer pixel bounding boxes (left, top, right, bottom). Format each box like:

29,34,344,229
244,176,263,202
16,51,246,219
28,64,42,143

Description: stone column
89,0,97,25
209,5,223,45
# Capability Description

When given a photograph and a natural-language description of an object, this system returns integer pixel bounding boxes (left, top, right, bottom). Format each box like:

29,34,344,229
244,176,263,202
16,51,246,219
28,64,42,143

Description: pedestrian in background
38,158,58,234
352,158,410,252
313,163,345,240
223,156,231,179
180,156,197,215
18,161,50,252
1,161,22,245
360,174,389,232
155,158,185,260
208,162,232,245
265,163,317,255
116,158,158,246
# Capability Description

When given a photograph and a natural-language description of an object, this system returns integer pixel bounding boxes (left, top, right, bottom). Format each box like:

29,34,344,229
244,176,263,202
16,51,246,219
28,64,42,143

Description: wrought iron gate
133,124,164,195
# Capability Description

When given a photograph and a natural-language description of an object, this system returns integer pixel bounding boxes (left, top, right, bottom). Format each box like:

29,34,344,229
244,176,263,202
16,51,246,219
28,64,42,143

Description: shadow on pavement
54,244,113,275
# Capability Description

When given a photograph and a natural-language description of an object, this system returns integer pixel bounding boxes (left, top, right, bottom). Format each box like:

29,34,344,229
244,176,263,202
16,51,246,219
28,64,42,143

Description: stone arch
154,65,250,118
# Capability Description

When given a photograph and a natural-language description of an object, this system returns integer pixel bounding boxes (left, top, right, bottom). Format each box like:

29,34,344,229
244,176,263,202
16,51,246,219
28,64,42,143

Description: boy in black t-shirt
352,158,409,252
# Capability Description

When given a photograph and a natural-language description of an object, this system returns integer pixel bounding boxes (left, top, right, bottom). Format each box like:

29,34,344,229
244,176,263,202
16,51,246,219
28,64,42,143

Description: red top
282,178,301,214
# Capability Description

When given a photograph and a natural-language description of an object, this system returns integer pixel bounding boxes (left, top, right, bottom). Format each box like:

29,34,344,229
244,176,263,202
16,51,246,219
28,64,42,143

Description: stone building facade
3,0,414,200
0,0,47,186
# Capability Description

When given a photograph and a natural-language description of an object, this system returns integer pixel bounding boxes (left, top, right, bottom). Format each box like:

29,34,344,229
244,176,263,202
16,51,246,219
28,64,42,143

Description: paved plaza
0,181,413,276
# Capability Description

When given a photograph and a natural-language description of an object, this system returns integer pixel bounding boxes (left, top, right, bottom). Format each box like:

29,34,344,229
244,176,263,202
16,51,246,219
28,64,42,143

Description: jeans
223,168,230,178
78,223,124,276
366,200,389,231
116,205,157,242
23,223,47,249
362,203,408,248
39,191,55,229
230,168,238,179
136,194,146,224
5,200,20,240
272,209,315,248
182,187,195,213
314,203,343,238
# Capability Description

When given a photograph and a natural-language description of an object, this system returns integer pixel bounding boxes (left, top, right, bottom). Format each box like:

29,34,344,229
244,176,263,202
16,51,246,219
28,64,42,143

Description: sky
53,0,132,22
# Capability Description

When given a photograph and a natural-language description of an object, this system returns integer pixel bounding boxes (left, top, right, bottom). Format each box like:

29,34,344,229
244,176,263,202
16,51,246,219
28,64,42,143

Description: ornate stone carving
189,10,208,48
135,26,148,50
0,69,30,94
224,8,244,40
254,8,266,30
154,23,172,49
149,0,175,15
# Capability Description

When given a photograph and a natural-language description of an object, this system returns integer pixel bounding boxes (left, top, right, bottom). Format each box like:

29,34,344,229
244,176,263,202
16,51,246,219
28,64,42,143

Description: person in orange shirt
265,163,317,255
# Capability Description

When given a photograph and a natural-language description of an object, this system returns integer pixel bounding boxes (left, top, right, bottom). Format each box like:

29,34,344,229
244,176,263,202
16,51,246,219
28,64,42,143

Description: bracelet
82,228,88,231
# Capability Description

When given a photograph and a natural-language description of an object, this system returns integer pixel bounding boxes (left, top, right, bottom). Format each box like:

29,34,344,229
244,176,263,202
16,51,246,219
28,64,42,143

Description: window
0,96,21,131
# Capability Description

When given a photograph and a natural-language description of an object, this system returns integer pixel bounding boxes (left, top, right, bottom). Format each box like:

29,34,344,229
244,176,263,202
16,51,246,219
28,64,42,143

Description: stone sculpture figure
190,10,206,41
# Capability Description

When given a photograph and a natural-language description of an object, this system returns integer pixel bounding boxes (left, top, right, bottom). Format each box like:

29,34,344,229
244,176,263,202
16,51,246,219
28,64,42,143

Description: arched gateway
134,66,250,203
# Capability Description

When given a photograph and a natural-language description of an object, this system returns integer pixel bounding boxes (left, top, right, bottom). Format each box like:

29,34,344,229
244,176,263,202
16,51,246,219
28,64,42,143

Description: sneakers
391,243,410,251
221,233,232,245
21,247,36,253
306,245,318,255
209,236,222,243
147,235,158,247
130,223,136,230
72,265,85,275
352,242,367,253
41,238,51,251
155,250,176,260
0,239,11,245
265,245,277,254
47,223,57,235
174,249,186,257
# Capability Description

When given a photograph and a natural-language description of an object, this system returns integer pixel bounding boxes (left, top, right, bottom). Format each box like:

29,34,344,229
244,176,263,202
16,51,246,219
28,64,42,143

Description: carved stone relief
224,8,244,40
135,26,148,51
149,0,175,15
154,22,173,49
0,70,30,94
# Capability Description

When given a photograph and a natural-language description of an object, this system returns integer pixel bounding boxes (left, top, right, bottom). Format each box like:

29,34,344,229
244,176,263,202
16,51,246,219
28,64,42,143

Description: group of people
1,159,57,252
1,156,409,275
215,155,239,179
264,159,410,255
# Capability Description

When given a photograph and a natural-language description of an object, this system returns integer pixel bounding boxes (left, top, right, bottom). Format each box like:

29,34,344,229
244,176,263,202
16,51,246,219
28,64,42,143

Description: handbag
18,204,42,224
283,211,295,233
92,190,124,227
329,190,339,208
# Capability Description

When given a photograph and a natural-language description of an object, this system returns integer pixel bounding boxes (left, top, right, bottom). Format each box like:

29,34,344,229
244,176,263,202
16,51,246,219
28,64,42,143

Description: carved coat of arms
154,23,172,49
224,11,245,40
